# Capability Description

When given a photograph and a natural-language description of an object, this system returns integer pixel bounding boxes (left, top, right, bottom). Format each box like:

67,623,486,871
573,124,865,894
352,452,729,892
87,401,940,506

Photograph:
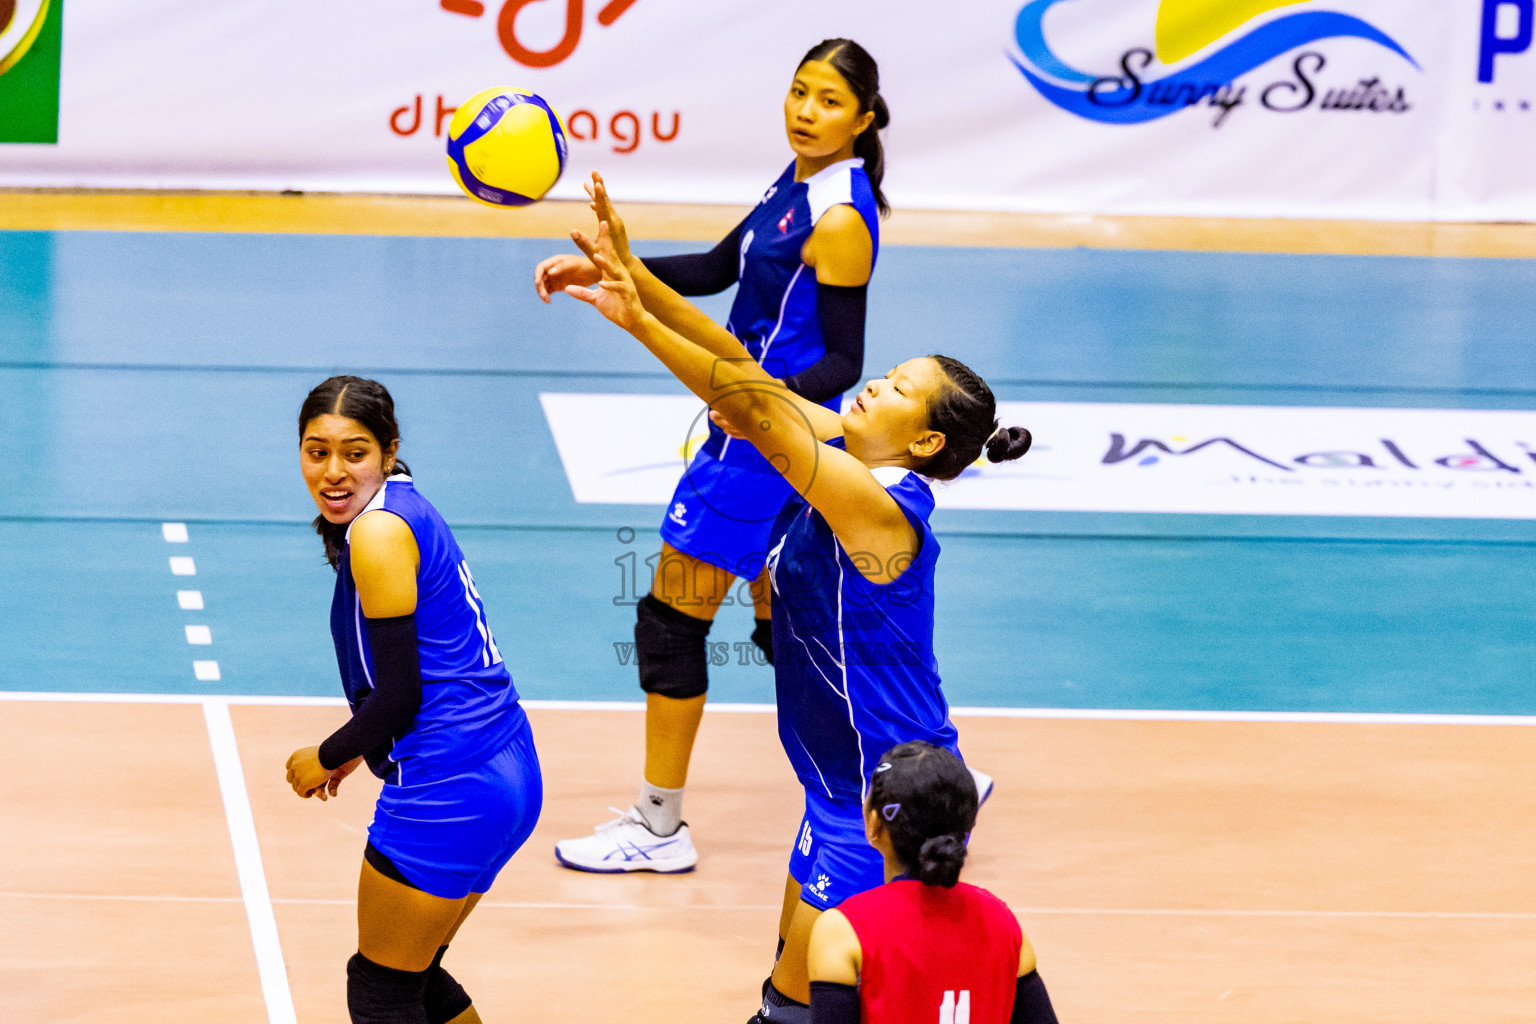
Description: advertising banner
541,393,1536,519
0,0,1532,220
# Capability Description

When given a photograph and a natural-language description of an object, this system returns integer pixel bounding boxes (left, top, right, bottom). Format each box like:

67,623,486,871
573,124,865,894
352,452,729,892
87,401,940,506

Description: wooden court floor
3,699,1534,1024
5,188,1536,258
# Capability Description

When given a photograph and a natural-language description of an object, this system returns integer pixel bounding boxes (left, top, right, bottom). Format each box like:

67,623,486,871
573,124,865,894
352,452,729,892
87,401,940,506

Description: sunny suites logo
1011,0,1418,127
0,0,61,143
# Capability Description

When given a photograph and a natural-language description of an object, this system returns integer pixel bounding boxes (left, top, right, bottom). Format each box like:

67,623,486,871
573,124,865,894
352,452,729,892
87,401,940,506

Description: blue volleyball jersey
704,157,881,472
766,444,961,804
331,476,525,784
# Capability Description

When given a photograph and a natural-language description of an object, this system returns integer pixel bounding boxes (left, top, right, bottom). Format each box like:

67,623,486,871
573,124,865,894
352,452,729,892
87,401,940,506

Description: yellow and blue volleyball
446,87,568,208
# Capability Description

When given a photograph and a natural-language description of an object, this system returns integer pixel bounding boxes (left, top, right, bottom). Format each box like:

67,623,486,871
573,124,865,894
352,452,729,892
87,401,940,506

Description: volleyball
445,87,568,208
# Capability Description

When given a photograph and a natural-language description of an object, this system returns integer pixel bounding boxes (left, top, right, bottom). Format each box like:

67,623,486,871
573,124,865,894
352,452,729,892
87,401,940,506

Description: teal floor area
2,230,1533,709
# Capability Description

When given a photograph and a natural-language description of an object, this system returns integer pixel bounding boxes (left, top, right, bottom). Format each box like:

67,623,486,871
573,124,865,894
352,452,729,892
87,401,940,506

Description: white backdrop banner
540,393,1536,519
1,0,1534,220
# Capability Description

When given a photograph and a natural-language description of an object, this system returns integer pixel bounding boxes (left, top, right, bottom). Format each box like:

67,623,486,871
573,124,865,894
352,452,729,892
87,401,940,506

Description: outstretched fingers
590,172,615,222
571,224,624,279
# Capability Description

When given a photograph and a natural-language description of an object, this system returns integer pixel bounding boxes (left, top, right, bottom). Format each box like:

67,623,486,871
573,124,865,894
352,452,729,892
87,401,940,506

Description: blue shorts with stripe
787,789,884,909
659,444,796,579
367,718,543,900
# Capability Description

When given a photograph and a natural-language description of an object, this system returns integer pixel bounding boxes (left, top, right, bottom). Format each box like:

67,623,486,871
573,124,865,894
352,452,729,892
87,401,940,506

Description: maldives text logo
0,0,61,143
1011,0,1417,127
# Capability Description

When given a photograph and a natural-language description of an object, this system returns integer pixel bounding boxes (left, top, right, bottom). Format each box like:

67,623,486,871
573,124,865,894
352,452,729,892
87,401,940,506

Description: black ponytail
919,355,1032,481
867,741,978,888
800,38,890,217
298,375,410,570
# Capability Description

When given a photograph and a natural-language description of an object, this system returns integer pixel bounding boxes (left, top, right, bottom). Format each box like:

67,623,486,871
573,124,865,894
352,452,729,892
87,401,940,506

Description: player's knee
346,951,429,1024
635,593,712,699
423,947,473,1024
751,617,774,667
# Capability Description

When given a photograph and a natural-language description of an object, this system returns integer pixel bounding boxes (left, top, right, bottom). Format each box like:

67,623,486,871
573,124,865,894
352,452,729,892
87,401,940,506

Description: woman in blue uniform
284,376,541,1024
560,185,1032,1023
537,39,887,872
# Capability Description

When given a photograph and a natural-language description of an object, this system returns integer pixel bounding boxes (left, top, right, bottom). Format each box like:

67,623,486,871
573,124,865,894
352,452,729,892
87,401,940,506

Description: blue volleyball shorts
367,723,543,900
787,789,884,910
659,445,795,579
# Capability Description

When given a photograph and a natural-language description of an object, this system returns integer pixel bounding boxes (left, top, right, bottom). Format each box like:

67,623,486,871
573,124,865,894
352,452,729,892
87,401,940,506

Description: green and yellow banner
0,0,63,144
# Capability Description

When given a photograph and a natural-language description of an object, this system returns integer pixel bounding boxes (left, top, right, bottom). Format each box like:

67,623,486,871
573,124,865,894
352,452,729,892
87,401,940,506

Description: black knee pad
424,946,473,1024
751,617,774,667
346,952,429,1024
635,593,712,699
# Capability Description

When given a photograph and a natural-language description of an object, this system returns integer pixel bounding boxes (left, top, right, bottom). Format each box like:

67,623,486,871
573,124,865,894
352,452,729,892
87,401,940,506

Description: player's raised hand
534,253,599,303
565,221,646,331
586,172,634,267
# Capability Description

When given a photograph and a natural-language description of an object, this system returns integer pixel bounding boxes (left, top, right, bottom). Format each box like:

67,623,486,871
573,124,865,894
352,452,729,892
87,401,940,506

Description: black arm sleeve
640,219,746,296
1010,971,1059,1024
318,613,423,771
781,282,867,404
809,981,860,1024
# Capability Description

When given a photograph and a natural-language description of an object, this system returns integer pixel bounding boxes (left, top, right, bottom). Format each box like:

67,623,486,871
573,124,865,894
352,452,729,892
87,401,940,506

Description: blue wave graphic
1015,0,1095,84
1013,8,1418,125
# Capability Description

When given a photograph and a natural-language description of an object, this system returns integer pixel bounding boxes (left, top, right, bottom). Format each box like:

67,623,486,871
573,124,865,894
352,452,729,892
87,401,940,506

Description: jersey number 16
457,561,504,668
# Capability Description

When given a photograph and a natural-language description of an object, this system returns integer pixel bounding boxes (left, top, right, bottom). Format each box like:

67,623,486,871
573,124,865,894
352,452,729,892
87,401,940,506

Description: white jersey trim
869,466,911,488
833,533,868,800
804,157,865,227
343,475,407,543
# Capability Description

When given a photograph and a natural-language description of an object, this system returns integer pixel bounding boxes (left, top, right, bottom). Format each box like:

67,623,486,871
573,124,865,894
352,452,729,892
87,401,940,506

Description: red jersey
837,880,1022,1024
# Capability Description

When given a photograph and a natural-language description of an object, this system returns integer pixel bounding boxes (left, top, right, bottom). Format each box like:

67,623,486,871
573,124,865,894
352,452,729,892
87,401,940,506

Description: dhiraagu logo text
0,0,63,144
1012,0,1418,127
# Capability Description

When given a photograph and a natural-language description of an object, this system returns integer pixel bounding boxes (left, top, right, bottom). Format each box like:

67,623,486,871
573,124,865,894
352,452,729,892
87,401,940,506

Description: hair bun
985,425,1032,463
871,94,890,129
916,834,967,887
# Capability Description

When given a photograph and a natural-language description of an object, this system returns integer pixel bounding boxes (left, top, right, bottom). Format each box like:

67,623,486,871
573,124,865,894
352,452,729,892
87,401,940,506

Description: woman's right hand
564,221,647,332
586,172,634,268
326,756,365,798
534,254,600,303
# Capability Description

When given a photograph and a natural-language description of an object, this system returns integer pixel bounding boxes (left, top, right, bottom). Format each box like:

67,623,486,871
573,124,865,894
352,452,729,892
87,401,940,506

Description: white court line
6,890,1536,920
0,891,243,904
203,698,297,1024
4,690,1536,727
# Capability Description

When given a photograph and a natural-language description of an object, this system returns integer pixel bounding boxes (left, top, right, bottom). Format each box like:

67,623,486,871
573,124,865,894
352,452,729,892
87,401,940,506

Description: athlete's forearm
628,258,757,362
629,312,778,425
318,614,423,771
1011,972,1059,1024
639,219,744,296
809,981,859,1024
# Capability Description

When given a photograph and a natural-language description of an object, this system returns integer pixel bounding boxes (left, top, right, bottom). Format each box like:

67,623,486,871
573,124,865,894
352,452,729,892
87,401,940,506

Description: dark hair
298,375,411,570
918,355,1032,481
800,38,890,217
868,741,978,887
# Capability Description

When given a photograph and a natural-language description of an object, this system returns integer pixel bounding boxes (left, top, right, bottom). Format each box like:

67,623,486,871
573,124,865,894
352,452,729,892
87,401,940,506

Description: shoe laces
593,806,649,834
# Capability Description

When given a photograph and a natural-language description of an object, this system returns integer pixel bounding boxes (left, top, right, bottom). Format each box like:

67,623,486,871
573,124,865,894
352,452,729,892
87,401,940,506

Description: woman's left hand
709,408,748,439
286,746,336,800
564,221,647,332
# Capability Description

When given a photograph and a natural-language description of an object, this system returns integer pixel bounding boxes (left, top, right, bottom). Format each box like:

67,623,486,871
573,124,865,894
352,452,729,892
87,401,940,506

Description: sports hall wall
2,0,1534,220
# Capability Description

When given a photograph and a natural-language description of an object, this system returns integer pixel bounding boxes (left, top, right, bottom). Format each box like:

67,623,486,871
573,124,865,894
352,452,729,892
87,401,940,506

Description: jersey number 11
939,990,970,1024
